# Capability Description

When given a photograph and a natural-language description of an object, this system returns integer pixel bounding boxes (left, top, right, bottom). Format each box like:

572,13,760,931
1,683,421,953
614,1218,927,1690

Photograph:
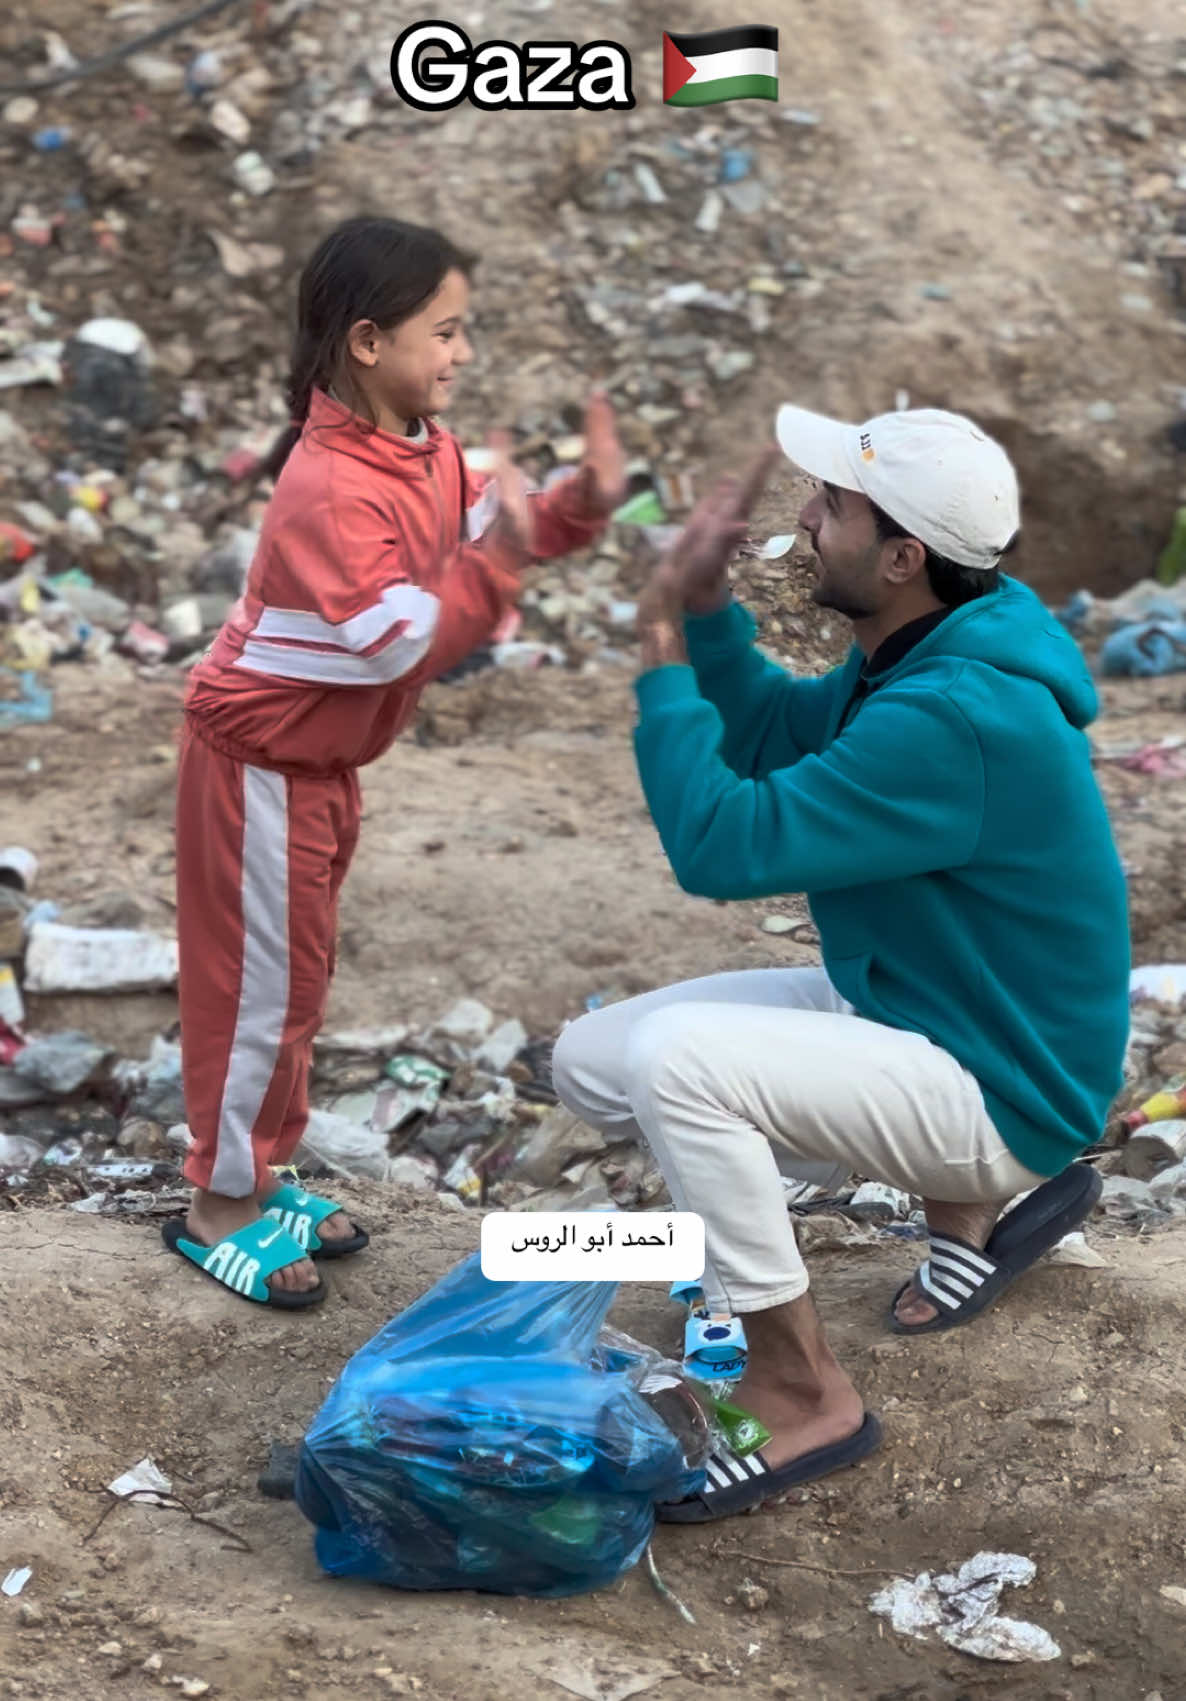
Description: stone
56,891,145,930
737,1579,769,1611
14,1032,116,1096
434,999,494,1045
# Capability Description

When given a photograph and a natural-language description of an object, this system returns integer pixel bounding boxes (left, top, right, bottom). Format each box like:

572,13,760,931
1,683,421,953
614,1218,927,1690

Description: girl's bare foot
186,1190,320,1295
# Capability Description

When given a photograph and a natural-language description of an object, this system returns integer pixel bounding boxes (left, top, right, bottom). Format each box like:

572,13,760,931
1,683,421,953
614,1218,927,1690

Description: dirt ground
4,0,1186,1694
3,1191,1186,1701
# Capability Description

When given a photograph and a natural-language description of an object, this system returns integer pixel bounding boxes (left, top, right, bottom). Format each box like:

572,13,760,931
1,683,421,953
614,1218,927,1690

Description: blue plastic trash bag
1099,620,1186,678
295,1252,708,1596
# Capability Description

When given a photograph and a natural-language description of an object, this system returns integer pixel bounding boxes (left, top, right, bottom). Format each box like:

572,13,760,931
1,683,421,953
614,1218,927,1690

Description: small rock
128,53,185,92
1160,1585,1186,1613
232,151,275,197
14,1031,115,1096
97,1642,123,1657
761,915,796,934
708,350,755,382
176,1682,211,1699
1087,401,1117,423
737,1578,769,1611
210,100,250,144
695,191,723,234
57,891,145,930
18,1603,44,1628
142,1655,163,1673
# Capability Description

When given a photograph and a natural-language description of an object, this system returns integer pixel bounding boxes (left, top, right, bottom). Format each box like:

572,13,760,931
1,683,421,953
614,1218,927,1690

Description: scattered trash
846,1181,911,1223
1046,1231,1108,1267
1,1568,32,1599
23,923,178,994
1123,1120,1186,1182
759,533,796,560
0,847,37,892
1123,1077,1186,1131
1157,507,1186,586
870,1552,1061,1663
107,1458,173,1505
1099,620,1186,678
1130,965,1186,1004
296,1253,710,1596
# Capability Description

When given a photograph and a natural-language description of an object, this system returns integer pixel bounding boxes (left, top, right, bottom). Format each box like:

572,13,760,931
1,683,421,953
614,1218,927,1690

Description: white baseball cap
775,404,1020,572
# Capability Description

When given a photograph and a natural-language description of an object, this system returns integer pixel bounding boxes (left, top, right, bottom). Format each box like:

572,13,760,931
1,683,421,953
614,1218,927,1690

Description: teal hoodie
633,576,1130,1177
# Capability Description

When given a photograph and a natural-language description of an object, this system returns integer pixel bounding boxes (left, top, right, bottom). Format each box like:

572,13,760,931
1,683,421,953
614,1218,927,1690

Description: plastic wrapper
295,1252,709,1596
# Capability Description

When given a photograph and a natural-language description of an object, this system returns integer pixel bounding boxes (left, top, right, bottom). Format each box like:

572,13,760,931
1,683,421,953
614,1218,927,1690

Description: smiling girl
166,215,624,1307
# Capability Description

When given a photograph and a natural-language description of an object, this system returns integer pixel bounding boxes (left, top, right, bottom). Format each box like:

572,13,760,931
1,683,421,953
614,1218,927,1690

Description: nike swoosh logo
258,1228,284,1250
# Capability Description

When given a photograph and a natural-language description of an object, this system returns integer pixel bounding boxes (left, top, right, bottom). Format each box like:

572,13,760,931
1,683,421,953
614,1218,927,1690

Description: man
551,405,1129,1522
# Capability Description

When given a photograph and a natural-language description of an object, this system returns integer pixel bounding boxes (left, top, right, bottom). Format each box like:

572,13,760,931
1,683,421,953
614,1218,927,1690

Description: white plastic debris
847,1180,910,1222
1130,964,1186,1003
435,998,495,1045
0,846,37,891
2,1568,32,1598
760,533,796,560
1046,1231,1108,1268
870,1552,1061,1663
477,1018,527,1074
23,924,178,993
75,317,152,366
296,1108,390,1181
107,1458,172,1504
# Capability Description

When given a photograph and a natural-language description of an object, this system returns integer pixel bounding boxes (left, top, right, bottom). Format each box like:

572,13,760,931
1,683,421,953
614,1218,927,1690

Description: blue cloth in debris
1099,620,1186,678
295,1251,704,1596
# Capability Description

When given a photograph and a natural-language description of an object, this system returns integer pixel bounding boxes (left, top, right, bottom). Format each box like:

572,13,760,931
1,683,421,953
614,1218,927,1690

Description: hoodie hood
882,574,1098,729
303,387,446,478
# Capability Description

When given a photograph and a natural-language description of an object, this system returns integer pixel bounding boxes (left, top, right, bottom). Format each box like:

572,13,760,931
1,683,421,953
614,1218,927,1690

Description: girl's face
347,268,474,433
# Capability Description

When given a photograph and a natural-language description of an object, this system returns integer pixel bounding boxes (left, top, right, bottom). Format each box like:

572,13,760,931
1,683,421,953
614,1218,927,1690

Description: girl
165,216,625,1307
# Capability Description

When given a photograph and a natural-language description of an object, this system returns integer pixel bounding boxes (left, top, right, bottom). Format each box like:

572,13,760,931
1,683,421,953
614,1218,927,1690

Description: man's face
799,481,886,620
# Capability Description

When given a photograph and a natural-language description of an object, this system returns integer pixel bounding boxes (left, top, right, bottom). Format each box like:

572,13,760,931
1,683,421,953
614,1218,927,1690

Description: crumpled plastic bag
870,1551,1061,1662
295,1251,709,1597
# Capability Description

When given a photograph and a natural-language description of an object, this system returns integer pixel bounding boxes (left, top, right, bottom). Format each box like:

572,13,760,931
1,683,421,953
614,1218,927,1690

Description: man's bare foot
893,1198,1004,1328
731,1295,866,1471
186,1189,320,1295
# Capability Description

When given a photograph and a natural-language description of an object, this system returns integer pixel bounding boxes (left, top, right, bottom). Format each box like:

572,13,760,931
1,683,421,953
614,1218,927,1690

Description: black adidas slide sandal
888,1161,1103,1336
656,1411,883,1524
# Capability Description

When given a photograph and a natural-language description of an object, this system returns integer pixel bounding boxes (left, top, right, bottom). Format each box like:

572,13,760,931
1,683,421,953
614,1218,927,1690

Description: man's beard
810,569,878,623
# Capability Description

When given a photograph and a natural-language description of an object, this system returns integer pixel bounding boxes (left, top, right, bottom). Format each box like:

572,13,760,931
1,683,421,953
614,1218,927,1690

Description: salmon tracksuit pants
177,388,605,1196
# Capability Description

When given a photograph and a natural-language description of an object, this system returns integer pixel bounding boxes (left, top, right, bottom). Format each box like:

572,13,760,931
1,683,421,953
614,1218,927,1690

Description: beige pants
551,967,1043,1314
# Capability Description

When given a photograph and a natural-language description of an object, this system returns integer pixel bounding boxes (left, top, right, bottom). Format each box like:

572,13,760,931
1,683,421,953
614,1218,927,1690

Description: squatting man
553,403,1129,1522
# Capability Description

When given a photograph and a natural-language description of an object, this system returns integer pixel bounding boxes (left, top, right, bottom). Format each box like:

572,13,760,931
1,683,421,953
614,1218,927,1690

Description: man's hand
573,388,628,517
637,559,688,672
669,443,781,615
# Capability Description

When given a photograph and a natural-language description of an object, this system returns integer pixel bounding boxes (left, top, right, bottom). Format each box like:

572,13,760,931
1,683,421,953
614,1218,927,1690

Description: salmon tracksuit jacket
177,387,606,1196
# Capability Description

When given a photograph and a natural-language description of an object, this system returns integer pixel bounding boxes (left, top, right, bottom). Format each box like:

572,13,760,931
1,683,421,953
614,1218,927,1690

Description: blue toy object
295,1252,706,1596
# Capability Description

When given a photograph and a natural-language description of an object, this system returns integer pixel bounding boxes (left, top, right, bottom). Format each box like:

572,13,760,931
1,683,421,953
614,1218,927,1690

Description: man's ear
882,535,928,587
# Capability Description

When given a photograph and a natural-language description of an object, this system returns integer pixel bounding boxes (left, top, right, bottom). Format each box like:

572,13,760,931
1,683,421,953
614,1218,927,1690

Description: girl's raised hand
578,388,627,517
486,429,532,556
